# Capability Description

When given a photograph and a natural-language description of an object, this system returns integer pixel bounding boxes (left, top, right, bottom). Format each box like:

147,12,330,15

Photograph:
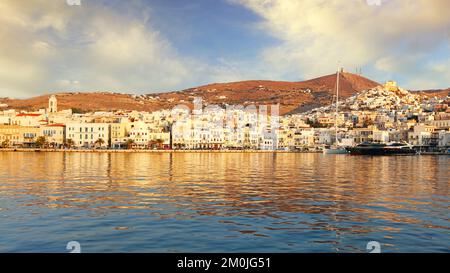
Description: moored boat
323,146,348,154
346,142,416,155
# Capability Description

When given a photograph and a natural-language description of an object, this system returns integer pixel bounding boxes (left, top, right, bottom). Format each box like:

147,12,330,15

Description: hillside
415,88,450,98
0,72,444,115
154,72,380,114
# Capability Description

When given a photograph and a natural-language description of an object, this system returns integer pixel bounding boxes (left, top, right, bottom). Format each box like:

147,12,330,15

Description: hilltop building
385,81,399,92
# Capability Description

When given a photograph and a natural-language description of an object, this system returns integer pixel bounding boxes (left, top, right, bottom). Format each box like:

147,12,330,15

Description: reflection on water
0,152,448,252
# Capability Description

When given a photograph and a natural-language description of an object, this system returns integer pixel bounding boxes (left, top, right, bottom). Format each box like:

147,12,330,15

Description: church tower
48,95,57,113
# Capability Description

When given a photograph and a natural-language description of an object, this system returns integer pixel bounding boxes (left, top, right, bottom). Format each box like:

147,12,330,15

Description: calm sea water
0,152,448,253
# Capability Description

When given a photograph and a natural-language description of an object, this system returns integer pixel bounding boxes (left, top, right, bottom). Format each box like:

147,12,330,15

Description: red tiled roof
47,123,66,127
16,113,42,117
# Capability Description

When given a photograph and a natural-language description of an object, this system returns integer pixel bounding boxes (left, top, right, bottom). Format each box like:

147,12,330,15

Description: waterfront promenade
0,148,321,153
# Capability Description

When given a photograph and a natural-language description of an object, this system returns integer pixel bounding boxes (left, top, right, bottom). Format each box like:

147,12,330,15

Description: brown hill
414,88,450,98
0,72,384,115
0,92,164,113
152,72,380,114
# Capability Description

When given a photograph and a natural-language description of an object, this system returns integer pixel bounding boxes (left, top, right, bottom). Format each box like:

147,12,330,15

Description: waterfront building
275,127,290,150
40,124,65,148
408,124,436,146
373,130,390,143
128,121,152,148
292,128,315,149
260,132,276,150
351,127,374,143
317,129,333,145
172,119,191,149
65,123,110,148
437,130,450,148
0,125,21,147
148,131,171,149
17,126,41,147
111,122,130,149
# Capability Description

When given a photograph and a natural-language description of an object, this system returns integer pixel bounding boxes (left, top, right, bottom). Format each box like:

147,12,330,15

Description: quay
0,148,322,154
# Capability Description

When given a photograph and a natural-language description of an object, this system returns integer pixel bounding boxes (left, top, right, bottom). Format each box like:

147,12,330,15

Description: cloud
0,0,195,98
232,0,450,89
0,0,448,98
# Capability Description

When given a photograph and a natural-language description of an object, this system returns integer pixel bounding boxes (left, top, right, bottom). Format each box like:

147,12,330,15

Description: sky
0,0,449,98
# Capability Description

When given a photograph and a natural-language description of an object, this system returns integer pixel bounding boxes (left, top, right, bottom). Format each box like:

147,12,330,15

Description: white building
408,124,435,146
11,113,45,127
128,121,151,148
65,123,110,148
260,131,276,150
437,130,450,148
373,130,390,143
41,124,65,147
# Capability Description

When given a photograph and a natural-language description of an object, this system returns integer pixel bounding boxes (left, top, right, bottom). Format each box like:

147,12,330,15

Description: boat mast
335,68,339,144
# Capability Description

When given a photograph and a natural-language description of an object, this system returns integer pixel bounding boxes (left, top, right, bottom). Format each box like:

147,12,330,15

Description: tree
125,139,135,149
147,140,157,149
363,118,373,128
71,108,86,114
1,139,10,148
306,118,325,128
65,138,75,149
155,138,164,149
94,138,105,148
35,136,48,148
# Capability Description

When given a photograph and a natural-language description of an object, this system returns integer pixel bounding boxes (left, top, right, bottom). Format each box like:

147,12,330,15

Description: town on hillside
0,81,449,153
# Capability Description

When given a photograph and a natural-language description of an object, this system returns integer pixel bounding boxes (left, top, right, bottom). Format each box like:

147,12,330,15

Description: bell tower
48,95,57,113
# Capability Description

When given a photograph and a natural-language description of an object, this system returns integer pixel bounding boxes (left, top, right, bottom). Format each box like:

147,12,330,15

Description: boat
323,67,348,155
323,146,348,154
346,142,417,155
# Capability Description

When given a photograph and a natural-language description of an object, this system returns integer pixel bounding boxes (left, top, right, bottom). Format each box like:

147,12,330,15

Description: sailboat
323,68,348,154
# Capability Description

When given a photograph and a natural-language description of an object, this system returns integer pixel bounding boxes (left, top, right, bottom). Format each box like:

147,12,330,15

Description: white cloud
233,0,450,88
0,0,195,98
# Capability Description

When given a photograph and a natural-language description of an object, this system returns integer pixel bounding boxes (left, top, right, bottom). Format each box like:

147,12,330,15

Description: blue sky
141,0,273,56
0,0,449,98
